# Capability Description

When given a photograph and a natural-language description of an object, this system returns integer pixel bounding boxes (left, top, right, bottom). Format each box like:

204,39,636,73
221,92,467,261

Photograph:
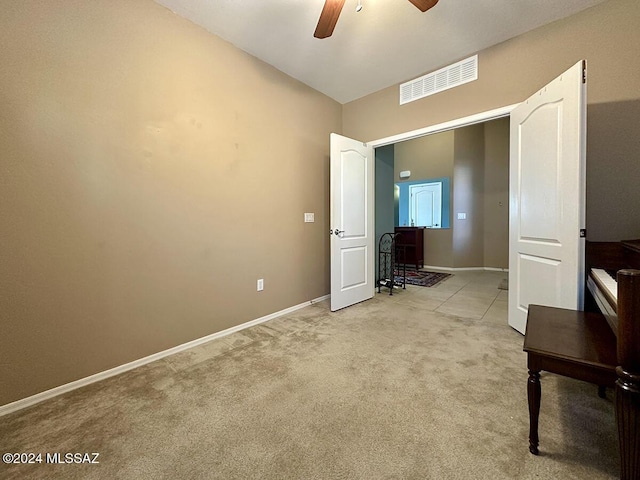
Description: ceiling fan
314,0,439,39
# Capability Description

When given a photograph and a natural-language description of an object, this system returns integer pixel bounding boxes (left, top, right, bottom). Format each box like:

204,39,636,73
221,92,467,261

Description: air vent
400,55,478,105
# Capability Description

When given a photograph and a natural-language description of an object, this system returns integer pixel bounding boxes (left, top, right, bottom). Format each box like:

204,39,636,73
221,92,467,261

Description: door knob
334,229,345,235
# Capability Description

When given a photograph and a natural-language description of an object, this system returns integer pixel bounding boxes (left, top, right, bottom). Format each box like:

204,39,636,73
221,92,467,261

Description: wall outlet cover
304,213,314,223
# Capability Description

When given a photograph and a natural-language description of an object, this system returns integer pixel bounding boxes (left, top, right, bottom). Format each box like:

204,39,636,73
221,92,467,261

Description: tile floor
379,269,509,324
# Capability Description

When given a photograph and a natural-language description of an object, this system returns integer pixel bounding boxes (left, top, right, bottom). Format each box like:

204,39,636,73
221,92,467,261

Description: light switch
304,213,315,223
457,212,467,220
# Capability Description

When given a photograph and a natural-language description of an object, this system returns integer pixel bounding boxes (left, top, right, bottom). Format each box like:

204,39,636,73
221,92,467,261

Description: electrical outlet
304,213,315,223
457,212,467,220
257,279,264,291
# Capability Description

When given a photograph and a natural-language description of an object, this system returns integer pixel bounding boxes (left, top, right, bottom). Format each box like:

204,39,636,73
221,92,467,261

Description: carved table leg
528,369,541,455
615,269,640,479
615,367,640,480
598,385,607,399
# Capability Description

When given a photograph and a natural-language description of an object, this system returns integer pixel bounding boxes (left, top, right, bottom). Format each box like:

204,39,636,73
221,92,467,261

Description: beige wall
343,0,640,242
0,0,341,406
394,131,455,180
452,124,485,268
483,118,510,268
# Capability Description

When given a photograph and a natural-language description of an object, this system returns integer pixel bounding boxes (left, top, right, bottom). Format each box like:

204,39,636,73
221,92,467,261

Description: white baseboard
0,294,331,417
424,265,508,273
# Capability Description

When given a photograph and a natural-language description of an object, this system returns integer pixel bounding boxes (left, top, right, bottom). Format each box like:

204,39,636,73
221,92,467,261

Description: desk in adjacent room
394,226,424,270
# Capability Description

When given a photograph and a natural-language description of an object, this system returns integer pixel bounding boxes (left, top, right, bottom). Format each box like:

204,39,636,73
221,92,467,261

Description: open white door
508,60,587,334
330,133,374,311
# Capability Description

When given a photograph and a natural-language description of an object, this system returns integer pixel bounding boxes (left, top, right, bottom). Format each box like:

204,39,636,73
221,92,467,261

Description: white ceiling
154,0,607,104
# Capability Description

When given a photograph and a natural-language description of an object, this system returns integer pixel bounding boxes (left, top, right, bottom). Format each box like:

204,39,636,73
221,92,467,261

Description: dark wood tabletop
524,305,617,372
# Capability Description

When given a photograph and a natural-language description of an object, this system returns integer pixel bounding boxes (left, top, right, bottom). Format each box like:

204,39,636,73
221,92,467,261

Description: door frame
368,104,518,149
367,104,517,292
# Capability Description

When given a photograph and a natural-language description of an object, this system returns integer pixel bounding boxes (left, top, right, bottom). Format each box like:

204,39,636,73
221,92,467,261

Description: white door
508,60,587,334
410,182,442,227
330,133,374,311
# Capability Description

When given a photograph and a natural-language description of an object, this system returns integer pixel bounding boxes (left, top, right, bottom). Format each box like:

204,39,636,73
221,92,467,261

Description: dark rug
394,268,451,287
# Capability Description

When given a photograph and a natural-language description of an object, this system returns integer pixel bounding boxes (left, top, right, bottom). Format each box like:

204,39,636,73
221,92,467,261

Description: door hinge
582,60,587,84
580,229,586,238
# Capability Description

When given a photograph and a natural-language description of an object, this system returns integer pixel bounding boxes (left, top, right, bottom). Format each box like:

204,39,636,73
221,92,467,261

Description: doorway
373,107,514,272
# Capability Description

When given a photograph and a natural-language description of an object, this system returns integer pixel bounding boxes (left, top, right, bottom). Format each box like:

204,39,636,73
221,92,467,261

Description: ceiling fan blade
407,0,439,13
314,0,346,39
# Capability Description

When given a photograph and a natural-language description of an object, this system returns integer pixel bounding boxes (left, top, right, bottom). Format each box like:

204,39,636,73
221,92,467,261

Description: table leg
598,385,607,398
615,367,640,480
527,369,541,455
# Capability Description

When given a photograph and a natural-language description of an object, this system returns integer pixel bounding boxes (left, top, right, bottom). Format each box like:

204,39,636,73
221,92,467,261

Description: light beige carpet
0,273,618,479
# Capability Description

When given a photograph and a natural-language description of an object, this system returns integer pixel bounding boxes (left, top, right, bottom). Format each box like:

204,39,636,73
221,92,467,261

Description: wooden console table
394,227,424,270
523,305,617,455
524,270,640,479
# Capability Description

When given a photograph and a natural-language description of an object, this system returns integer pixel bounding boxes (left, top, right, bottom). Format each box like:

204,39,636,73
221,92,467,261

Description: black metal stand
377,233,406,295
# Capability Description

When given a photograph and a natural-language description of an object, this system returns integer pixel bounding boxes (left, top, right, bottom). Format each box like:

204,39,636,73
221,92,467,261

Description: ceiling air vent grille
400,55,478,105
